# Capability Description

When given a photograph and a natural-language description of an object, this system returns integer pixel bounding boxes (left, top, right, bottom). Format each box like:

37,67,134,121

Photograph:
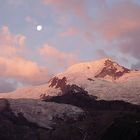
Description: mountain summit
94,58,130,79
48,58,131,92
55,58,130,82
0,58,140,104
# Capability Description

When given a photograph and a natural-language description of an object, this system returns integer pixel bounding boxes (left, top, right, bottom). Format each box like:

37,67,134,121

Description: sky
0,0,140,92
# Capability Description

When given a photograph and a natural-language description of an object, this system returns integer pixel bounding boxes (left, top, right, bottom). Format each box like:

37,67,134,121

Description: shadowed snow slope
0,58,140,104
4,99,84,129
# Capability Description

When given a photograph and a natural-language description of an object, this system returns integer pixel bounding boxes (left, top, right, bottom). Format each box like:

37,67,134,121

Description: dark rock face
43,86,140,111
48,76,88,95
43,84,95,108
43,84,93,108
87,78,95,82
49,77,67,91
101,114,140,140
95,59,130,80
62,84,88,95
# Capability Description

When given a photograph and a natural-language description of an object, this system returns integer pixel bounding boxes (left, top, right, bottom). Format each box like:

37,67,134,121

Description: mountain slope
0,58,140,104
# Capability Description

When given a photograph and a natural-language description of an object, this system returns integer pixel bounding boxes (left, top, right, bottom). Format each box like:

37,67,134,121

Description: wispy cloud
59,27,79,37
96,1,140,61
42,0,87,18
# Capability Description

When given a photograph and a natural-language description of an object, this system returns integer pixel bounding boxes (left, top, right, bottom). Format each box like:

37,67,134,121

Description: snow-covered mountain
0,58,140,104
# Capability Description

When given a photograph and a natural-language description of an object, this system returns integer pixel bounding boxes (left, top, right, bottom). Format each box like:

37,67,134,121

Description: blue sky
0,0,140,92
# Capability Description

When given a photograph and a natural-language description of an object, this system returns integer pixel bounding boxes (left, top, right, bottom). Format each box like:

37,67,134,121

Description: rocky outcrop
95,59,130,80
48,76,88,95
49,77,67,91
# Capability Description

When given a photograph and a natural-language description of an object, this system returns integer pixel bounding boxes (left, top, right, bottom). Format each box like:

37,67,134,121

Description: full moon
36,25,43,31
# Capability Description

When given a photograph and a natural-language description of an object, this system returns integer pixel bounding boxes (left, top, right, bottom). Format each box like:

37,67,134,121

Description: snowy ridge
0,58,140,104
0,84,60,99
57,58,110,79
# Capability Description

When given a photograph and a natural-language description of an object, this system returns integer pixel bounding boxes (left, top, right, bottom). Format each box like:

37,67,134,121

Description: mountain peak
56,58,131,81
95,58,130,80
64,58,112,73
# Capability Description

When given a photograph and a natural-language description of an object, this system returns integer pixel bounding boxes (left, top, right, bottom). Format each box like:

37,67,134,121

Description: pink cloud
94,1,140,60
0,26,49,86
0,26,26,56
42,0,87,19
39,44,78,70
43,0,93,42
0,55,49,86
0,57,40,77
59,27,95,43
96,2,140,40
59,27,79,37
